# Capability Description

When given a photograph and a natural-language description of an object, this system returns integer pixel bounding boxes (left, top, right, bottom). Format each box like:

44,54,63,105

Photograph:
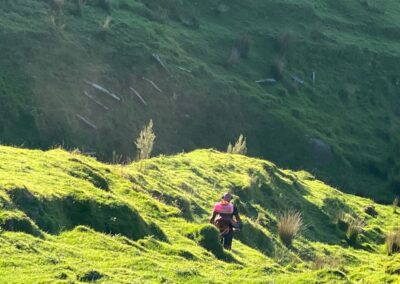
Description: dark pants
220,228,233,250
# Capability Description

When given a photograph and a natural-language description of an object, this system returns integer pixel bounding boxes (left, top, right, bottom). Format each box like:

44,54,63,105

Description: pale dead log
129,87,147,106
291,75,305,85
152,53,170,74
84,91,109,111
176,66,192,73
84,80,121,101
76,114,97,130
256,78,277,84
142,77,163,93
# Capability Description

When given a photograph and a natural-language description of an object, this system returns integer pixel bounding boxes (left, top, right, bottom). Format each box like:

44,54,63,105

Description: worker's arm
209,211,217,224
233,206,241,222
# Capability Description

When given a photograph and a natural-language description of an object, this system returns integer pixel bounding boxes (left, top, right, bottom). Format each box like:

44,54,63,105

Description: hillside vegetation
2,0,400,201
0,145,399,283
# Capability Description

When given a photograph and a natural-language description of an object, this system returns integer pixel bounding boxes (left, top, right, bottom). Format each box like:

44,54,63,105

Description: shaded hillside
1,0,400,201
0,145,399,283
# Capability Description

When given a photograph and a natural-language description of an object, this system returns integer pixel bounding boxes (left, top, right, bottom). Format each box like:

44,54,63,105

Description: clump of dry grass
227,134,247,155
312,255,343,271
276,32,295,57
386,228,400,255
135,120,156,160
226,47,241,66
346,217,365,245
277,210,303,247
225,35,252,66
335,210,349,231
270,57,285,81
393,197,399,213
101,16,113,32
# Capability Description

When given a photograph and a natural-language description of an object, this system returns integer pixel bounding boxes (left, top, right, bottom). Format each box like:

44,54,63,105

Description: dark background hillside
2,0,400,202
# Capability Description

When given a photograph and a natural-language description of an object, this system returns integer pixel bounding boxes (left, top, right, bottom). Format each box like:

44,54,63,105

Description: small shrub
346,217,365,245
78,270,104,282
225,35,251,66
312,255,343,270
277,210,303,247
135,120,156,160
364,204,378,217
270,57,285,80
393,197,399,213
227,134,247,155
236,34,251,59
226,47,241,66
276,32,295,57
386,228,400,255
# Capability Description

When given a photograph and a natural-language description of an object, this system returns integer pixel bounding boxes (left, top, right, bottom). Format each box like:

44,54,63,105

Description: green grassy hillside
0,145,399,283
1,1,400,200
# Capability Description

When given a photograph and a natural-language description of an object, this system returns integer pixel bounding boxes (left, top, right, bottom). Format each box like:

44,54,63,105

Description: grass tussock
227,134,247,155
277,210,303,247
386,228,400,255
135,120,156,160
393,197,399,213
312,255,343,271
101,16,112,32
271,57,285,81
346,217,365,245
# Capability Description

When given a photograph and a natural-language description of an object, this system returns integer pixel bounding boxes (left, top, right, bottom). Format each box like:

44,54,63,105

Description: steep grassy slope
2,0,400,201
0,145,399,283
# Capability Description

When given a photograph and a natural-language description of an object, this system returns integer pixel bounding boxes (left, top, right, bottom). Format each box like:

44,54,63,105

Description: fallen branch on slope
84,80,121,101
130,87,147,106
76,114,97,130
152,53,170,74
83,91,109,111
142,77,163,93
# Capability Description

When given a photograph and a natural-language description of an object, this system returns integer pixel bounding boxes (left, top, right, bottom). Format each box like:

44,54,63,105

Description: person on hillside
209,192,242,250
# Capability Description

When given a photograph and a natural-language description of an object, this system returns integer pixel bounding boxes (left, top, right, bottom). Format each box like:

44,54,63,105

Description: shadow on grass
7,186,167,241
235,220,275,256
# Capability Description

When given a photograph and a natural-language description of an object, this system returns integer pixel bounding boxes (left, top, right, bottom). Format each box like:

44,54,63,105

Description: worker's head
221,192,232,204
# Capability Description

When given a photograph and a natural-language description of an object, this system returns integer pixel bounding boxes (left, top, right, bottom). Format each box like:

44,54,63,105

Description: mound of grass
0,145,398,282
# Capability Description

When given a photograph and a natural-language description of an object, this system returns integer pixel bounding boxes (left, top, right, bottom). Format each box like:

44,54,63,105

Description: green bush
78,270,104,282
